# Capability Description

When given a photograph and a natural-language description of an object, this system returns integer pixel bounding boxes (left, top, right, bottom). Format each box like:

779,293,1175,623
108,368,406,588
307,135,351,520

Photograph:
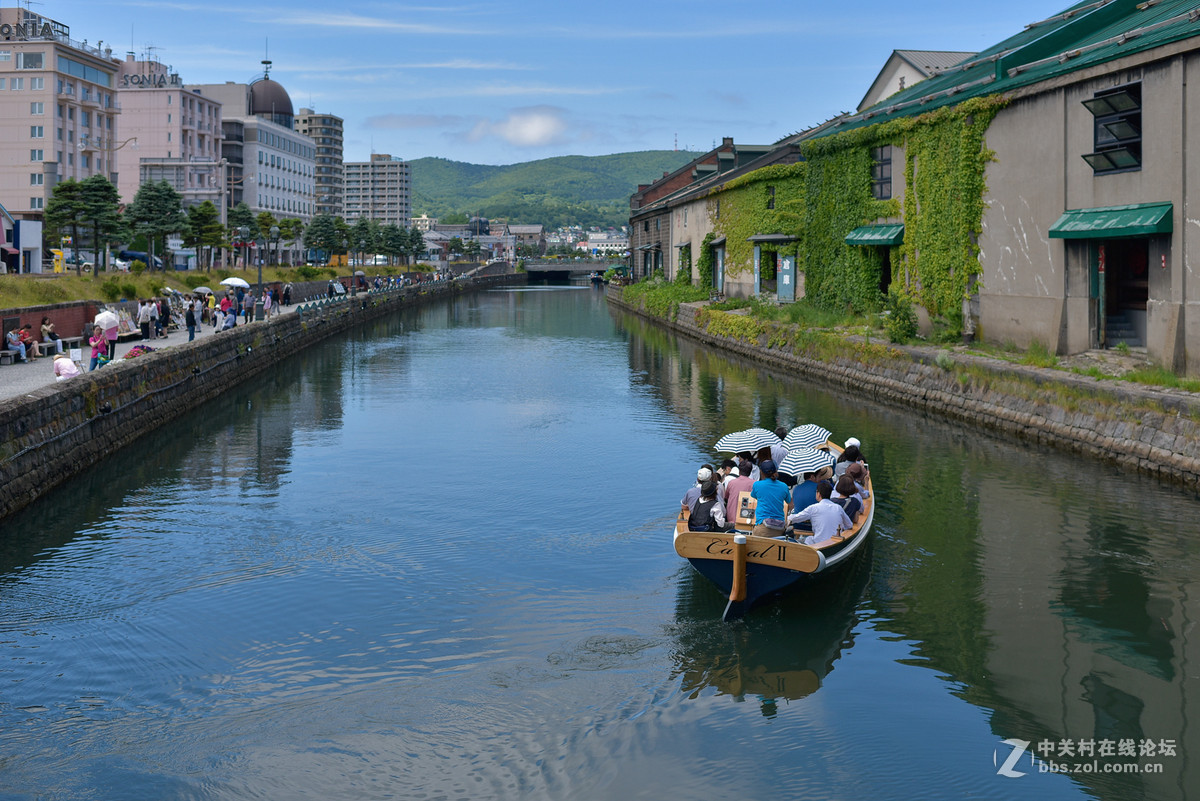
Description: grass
0,263,432,309
1121,365,1200,392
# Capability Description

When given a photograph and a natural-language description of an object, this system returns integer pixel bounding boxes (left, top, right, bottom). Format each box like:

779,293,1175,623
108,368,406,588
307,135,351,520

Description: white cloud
467,107,570,148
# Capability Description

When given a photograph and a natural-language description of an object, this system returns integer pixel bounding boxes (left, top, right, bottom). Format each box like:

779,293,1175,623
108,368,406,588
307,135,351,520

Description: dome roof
249,77,293,118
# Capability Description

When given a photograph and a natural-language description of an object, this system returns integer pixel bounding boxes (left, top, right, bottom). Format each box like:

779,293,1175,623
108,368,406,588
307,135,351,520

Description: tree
380,224,405,266
185,200,224,270
44,179,87,275
304,214,341,263
351,216,376,265
406,227,426,265
447,236,465,260
126,180,186,270
79,175,126,277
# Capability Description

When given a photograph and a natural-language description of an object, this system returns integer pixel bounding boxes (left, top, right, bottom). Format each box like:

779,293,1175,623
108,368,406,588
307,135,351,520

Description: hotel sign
0,22,54,38
121,73,182,89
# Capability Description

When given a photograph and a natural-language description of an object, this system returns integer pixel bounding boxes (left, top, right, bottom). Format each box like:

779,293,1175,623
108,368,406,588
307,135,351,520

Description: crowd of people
680,426,871,547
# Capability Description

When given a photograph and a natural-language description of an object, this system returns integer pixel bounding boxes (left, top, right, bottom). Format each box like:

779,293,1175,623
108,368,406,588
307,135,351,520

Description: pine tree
126,180,186,270
43,179,86,275
79,175,126,277
184,201,223,270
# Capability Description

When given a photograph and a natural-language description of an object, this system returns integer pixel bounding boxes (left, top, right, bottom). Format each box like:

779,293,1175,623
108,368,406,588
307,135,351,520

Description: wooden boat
673,445,875,620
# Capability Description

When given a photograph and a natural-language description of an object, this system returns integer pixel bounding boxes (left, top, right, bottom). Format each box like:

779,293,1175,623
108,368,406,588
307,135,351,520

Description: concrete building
812,0,1200,373
344,154,411,227
191,64,316,224
115,53,223,210
0,9,120,229
295,107,343,218
411,213,436,232
507,224,545,254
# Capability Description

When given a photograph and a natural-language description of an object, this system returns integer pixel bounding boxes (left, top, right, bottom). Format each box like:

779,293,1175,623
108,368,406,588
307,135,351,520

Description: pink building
115,54,223,209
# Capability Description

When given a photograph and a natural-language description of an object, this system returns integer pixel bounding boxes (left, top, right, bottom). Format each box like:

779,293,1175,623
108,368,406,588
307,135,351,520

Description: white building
344,154,410,227
191,64,316,224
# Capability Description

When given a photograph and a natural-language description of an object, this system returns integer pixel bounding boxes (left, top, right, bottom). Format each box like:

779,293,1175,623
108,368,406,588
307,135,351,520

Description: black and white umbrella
779,447,836,477
714,427,780,454
784,423,833,451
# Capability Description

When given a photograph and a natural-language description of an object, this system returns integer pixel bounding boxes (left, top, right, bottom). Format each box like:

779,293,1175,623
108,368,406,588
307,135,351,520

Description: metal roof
817,0,1200,140
894,50,976,75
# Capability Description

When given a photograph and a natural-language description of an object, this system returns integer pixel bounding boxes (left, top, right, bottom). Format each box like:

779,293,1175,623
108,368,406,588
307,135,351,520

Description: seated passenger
790,465,833,531
844,462,870,498
750,459,790,538
771,427,789,465
829,474,863,523
788,480,853,545
722,459,756,523
835,440,866,478
687,481,730,532
681,466,716,511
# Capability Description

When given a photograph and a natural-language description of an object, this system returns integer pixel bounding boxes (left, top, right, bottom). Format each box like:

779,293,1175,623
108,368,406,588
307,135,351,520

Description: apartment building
295,107,343,218
344,154,410,227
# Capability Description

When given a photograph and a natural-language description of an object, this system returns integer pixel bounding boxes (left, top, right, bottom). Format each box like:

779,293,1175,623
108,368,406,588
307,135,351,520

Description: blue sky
52,0,1062,165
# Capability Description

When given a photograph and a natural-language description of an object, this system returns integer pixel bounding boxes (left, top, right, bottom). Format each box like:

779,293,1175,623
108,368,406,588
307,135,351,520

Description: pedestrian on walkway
185,302,196,342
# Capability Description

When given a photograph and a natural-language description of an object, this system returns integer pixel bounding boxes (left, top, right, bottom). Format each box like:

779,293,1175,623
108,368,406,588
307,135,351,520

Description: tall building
191,63,316,224
344,154,410,228
295,108,343,218
0,9,121,220
115,53,223,210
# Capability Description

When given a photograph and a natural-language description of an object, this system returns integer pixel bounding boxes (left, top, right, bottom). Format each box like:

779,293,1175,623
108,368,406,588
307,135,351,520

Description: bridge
523,259,610,279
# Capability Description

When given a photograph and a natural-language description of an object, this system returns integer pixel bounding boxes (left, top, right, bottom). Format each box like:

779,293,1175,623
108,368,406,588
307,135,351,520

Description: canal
0,285,1195,800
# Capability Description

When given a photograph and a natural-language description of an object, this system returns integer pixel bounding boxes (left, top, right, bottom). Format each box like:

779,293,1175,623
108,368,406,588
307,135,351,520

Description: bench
59,336,83,350
0,349,16,365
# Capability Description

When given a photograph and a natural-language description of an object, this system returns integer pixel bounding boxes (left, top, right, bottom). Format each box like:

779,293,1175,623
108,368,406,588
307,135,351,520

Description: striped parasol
783,423,833,451
779,447,836,477
714,427,781,454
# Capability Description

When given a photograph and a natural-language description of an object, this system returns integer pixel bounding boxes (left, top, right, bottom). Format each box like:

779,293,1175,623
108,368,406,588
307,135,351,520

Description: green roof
1048,202,1173,238
815,0,1200,140
845,224,905,246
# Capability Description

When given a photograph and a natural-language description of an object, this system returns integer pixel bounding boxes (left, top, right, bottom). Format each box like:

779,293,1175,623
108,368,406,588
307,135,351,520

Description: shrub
183,274,208,289
883,291,918,343
935,349,955,371
120,282,137,299
293,265,322,280
1022,340,1058,368
130,260,146,276
99,279,121,301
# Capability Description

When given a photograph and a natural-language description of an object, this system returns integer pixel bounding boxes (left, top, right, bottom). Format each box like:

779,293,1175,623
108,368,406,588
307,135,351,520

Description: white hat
728,466,739,477
697,467,713,482
845,437,861,449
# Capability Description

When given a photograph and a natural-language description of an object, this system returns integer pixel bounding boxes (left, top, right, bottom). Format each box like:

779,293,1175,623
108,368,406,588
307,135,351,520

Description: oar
722,534,748,621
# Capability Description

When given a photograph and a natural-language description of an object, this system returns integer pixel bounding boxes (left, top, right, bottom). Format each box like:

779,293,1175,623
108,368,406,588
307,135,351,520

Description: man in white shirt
787,480,853,545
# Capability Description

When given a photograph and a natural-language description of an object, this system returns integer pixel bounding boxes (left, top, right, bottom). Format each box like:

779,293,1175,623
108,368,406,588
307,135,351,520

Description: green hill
409,150,702,230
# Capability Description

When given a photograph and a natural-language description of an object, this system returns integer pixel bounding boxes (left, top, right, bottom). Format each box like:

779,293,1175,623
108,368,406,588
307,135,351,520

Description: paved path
0,307,295,404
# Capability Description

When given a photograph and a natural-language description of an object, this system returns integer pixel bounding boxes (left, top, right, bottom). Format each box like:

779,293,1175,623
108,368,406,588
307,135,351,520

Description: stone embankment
608,287,1200,489
0,274,526,520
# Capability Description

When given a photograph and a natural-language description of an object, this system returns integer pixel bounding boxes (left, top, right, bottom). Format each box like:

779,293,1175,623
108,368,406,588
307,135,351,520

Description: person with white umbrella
93,308,119,361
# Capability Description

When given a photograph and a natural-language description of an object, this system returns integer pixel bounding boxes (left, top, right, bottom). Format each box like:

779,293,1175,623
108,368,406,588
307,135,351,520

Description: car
112,258,130,271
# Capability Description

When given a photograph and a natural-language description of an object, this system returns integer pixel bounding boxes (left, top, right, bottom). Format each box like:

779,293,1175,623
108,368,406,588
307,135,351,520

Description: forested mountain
409,150,701,229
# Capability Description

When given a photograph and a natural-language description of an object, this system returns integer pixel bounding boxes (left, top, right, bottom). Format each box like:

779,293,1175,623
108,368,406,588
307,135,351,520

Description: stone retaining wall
0,274,526,520
608,287,1200,489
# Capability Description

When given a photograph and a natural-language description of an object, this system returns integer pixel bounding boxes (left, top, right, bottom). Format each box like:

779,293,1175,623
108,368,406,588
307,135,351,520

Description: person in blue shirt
750,459,791,538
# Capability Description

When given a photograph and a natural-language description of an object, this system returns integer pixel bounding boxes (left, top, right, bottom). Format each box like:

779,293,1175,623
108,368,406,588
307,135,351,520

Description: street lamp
238,226,250,271
255,233,266,320
269,225,280,269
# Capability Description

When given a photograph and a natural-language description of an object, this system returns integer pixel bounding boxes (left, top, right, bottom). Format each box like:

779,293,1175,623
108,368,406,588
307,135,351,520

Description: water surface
1,285,1195,800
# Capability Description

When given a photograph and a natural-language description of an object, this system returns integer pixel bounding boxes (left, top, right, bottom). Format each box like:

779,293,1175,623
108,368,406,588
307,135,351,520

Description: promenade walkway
0,307,293,404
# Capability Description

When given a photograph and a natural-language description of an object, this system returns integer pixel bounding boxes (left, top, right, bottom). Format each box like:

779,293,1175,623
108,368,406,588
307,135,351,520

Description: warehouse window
1082,83,1141,174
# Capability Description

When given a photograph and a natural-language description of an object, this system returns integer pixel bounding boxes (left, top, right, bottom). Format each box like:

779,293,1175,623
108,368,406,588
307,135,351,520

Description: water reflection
670,544,872,717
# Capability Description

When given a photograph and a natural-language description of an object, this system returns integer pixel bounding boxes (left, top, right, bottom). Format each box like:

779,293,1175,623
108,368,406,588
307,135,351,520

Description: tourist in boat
687,481,730,532
722,459,756,520
835,439,866,478
716,458,738,505
829,474,864,523
750,459,790,538
844,462,870,499
681,466,718,511
771,427,789,464
792,465,833,517
788,480,853,545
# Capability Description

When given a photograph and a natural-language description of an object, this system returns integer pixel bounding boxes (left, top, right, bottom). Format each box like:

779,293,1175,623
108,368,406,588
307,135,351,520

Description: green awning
845,224,904,246
1048,202,1173,239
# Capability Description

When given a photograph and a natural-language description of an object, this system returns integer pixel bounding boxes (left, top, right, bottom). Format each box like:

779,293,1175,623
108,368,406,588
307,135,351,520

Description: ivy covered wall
706,163,806,278
701,95,1004,316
